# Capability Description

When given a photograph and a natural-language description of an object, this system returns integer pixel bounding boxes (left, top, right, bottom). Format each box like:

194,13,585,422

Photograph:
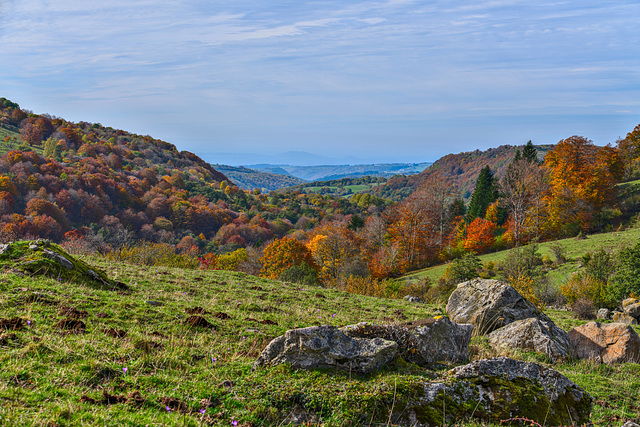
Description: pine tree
522,140,537,163
467,166,497,221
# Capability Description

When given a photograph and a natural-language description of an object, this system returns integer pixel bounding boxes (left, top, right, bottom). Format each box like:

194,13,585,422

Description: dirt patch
393,309,407,320
134,339,164,352
150,331,168,339
0,317,24,330
213,312,231,320
218,380,235,389
58,306,88,319
244,317,258,323
102,328,127,338
249,286,264,291
185,316,215,329
185,306,209,315
96,312,110,318
159,396,189,413
55,318,86,333
315,292,326,299
259,319,277,325
81,390,145,406
263,306,279,313
0,333,18,346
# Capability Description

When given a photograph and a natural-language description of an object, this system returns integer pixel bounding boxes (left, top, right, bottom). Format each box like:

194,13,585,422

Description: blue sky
1,0,639,165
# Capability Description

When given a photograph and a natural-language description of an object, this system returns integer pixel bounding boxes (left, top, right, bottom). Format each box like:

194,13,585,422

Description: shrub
582,248,615,284
279,262,320,287
560,272,613,309
549,242,567,264
610,242,640,300
572,298,596,320
337,276,400,299
500,243,543,280
508,273,545,311
441,253,481,285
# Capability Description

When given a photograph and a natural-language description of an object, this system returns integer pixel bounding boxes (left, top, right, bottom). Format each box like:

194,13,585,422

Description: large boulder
253,325,398,373
488,317,573,362
622,298,640,319
341,317,474,365
446,279,547,334
569,321,640,364
390,357,592,426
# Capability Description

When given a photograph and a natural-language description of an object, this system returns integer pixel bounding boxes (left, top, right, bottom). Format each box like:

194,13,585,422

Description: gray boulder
488,317,573,362
446,279,547,334
341,317,473,365
253,325,398,373
403,295,422,303
390,357,592,426
596,308,610,320
613,312,638,326
41,249,74,270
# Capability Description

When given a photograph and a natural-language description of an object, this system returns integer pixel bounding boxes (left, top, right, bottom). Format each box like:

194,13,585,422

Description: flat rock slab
446,278,547,335
569,321,640,364
341,317,473,365
254,325,398,373
488,317,573,362
391,357,592,427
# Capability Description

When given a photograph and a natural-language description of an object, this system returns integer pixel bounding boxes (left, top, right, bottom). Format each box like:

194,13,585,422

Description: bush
279,262,320,287
500,243,543,280
610,242,640,300
337,276,400,299
572,298,596,320
549,242,567,264
560,272,613,309
582,248,615,284
441,253,481,285
508,273,545,311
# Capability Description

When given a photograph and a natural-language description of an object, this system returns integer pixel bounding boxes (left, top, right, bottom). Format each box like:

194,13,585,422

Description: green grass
403,226,640,287
1,241,639,426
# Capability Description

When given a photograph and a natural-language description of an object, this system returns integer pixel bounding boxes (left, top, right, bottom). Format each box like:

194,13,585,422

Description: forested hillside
213,164,305,191
0,98,371,255
373,144,552,201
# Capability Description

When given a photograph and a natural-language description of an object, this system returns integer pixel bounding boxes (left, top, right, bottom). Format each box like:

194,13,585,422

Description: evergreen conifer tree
522,140,537,163
467,165,497,221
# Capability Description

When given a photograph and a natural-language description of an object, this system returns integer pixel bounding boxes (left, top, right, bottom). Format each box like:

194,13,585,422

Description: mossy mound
0,240,127,291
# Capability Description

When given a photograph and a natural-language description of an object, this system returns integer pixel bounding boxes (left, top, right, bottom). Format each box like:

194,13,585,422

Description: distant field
402,226,640,286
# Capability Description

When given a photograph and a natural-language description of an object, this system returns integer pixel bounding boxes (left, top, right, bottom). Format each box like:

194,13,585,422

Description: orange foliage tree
544,136,623,235
259,237,318,280
464,217,496,254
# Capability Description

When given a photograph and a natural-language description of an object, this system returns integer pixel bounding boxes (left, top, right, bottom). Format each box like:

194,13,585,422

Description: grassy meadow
402,226,640,289
1,245,640,426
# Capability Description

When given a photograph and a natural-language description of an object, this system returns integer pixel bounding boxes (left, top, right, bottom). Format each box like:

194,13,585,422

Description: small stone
146,301,164,306
0,243,11,254
403,295,422,303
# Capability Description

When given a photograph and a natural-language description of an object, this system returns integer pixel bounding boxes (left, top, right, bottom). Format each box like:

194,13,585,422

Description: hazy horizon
1,1,639,164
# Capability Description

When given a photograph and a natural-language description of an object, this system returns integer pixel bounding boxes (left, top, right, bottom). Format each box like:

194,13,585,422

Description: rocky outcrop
253,325,398,373
446,279,547,334
390,357,592,427
488,317,573,362
569,322,640,364
341,317,473,365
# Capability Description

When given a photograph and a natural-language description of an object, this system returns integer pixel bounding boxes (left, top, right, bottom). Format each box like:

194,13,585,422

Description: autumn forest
1,96,640,305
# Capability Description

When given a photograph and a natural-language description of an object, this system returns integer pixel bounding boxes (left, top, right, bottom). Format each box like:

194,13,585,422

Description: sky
1,0,640,165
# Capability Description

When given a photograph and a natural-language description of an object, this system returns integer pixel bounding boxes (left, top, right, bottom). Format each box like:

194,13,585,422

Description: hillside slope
0,242,636,426
374,144,552,201
213,164,305,191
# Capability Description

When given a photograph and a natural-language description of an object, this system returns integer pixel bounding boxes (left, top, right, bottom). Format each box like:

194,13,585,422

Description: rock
569,321,640,364
624,302,640,318
446,279,547,334
254,325,398,373
403,295,422,303
391,357,592,427
623,421,640,427
341,317,473,365
487,317,572,362
622,297,639,309
146,301,164,306
41,249,74,270
596,308,610,320
613,312,638,325
0,243,11,254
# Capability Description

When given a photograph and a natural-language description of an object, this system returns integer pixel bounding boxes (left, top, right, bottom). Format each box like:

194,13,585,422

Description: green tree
522,140,538,163
610,242,640,300
467,166,497,221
